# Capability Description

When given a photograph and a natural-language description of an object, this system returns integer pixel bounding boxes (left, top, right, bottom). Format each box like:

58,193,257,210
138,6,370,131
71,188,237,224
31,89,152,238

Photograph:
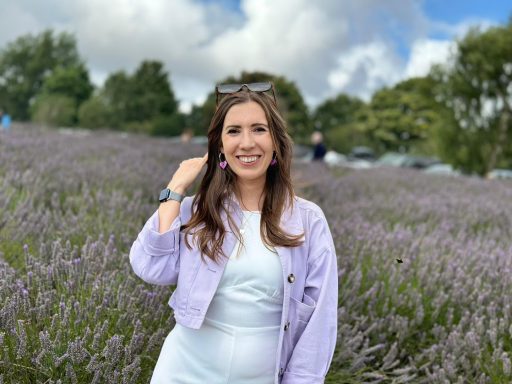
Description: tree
432,20,512,175
78,95,113,129
129,60,178,122
31,94,76,127
102,71,133,128
365,77,450,155
0,30,83,120
41,64,93,107
312,94,366,153
100,60,178,133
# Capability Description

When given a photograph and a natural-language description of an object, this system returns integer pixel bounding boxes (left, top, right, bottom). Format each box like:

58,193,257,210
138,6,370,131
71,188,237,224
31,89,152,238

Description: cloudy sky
0,0,510,112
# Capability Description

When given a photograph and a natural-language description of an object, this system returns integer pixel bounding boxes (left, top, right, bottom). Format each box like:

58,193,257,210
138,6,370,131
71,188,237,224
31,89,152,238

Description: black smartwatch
159,188,185,203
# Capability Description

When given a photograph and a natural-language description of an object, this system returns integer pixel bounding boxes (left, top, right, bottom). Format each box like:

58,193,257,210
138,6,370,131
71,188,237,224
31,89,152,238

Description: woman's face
220,101,275,186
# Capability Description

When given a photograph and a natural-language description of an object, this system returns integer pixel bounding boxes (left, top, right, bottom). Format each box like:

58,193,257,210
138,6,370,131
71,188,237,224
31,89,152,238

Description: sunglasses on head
215,82,277,106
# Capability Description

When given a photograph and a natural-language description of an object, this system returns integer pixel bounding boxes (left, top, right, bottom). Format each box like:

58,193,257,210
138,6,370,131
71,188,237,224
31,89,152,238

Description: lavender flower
3,124,512,381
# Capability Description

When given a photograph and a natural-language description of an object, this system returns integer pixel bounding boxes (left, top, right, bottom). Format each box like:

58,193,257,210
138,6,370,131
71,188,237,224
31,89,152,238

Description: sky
0,0,510,112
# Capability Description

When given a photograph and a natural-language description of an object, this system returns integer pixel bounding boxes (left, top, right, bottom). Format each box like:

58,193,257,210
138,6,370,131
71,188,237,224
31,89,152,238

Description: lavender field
1,124,512,383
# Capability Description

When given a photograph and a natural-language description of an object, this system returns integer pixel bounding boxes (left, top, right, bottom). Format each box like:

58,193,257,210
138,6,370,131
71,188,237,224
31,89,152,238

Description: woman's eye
255,127,267,132
227,129,239,134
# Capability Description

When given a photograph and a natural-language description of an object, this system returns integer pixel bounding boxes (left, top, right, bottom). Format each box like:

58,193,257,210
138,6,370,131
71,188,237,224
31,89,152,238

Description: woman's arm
129,154,208,285
129,205,184,285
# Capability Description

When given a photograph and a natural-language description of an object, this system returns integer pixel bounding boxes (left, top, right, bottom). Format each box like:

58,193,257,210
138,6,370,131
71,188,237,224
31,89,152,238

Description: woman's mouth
236,155,261,166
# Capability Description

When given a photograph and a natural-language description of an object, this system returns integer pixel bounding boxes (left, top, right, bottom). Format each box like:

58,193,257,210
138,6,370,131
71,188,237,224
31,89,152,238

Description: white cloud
327,41,404,102
0,0,503,110
404,39,454,78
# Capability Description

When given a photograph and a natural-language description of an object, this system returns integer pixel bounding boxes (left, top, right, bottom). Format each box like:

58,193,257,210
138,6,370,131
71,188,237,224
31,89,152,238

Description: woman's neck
235,180,265,211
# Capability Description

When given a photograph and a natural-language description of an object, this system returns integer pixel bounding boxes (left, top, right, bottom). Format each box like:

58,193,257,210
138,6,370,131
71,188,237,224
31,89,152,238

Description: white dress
151,211,284,384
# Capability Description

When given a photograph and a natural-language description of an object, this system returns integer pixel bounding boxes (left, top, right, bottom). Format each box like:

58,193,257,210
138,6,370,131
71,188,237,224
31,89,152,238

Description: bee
396,258,403,263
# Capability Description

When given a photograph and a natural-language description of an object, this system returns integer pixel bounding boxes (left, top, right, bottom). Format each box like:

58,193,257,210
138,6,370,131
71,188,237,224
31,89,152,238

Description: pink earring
219,153,227,169
270,152,277,166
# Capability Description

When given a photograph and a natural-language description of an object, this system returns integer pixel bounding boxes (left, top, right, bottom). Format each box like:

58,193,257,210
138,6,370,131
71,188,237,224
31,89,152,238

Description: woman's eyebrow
224,123,269,129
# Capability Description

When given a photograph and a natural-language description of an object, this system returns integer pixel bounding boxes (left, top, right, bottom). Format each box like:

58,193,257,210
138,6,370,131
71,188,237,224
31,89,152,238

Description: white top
151,211,284,383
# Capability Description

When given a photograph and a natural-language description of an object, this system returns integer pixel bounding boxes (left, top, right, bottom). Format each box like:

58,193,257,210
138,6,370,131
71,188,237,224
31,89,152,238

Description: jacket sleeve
128,206,182,286
282,214,338,384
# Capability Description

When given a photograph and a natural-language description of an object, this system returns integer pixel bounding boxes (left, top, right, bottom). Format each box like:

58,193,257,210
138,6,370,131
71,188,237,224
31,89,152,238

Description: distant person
1,112,11,132
180,128,193,143
129,82,338,383
311,130,326,161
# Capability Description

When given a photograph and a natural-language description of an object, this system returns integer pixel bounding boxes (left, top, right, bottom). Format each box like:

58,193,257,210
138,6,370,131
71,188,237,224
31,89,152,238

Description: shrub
78,96,113,130
31,94,76,127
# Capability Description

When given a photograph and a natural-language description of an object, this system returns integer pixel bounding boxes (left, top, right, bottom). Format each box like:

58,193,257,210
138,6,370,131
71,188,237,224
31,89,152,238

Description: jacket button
287,273,295,283
284,321,290,331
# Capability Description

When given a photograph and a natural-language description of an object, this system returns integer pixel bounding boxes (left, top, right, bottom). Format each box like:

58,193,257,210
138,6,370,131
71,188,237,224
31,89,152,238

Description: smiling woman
129,83,338,384
220,101,276,197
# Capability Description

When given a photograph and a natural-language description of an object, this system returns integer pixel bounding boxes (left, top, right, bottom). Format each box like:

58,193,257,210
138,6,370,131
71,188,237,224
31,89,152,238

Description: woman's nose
239,130,255,148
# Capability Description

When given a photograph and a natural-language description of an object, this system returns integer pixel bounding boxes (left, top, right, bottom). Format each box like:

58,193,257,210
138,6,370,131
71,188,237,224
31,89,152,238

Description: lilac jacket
129,194,338,384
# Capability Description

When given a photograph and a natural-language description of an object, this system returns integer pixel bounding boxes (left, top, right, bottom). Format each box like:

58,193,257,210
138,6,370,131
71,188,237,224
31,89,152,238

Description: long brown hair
182,90,304,263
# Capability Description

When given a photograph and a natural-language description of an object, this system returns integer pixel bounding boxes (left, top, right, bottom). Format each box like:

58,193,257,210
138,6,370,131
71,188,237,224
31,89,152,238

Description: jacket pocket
288,294,316,349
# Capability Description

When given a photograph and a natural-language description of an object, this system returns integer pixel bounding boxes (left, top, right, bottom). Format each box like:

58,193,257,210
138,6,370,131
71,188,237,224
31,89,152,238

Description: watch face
159,188,170,202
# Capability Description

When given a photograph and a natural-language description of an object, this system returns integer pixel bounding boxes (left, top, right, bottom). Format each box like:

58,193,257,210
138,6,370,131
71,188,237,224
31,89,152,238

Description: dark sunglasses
215,82,277,106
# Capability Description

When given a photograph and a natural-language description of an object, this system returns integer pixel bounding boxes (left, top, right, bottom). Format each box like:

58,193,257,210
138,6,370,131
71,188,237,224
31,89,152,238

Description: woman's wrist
167,181,186,196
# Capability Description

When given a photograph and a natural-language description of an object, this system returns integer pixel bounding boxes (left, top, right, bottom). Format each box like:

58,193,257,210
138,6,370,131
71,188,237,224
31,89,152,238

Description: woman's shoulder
293,195,326,219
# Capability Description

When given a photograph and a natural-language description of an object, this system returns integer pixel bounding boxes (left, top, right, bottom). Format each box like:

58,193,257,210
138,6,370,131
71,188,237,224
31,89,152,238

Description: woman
129,82,338,384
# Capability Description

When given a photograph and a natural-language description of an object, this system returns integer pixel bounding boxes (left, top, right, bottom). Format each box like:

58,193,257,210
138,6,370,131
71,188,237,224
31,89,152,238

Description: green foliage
186,98,216,136
130,60,178,121
150,113,187,137
100,60,179,133
313,93,365,133
31,94,76,127
313,94,367,153
363,76,451,155
102,70,132,128
122,120,153,134
78,95,113,129
432,21,512,175
41,64,94,107
0,29,83,120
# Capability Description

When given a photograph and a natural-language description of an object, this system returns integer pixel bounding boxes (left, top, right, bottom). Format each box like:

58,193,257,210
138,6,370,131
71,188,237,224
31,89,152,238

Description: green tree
151,113,187,137
41,64,93,106
78,95,113,129
31,94,76,126
0,29,83,120
313,94,366,153
130,60,177,122
432,21,512,175
100,61,178,134
102,71,134,128
365,77,450,155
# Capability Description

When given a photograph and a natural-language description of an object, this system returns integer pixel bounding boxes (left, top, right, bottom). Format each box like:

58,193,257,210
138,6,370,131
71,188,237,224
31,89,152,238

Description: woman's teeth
239,156,259,163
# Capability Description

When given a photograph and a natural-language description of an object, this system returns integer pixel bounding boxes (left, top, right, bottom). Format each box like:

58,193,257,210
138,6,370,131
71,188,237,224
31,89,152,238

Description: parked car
401,155,440,169
424,163,461,176
375,152,410,167
488,169,512,180
324,150,347,167
376,152,440,169
348,146,376,162
342,159,374,169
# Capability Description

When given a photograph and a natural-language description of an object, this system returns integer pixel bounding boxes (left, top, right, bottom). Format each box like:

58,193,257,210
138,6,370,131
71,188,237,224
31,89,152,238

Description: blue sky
423,0,510,25
0,0,510,110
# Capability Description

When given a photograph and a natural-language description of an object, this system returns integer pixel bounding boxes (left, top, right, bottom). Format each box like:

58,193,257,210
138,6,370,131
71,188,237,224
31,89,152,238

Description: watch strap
159,188,185,203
